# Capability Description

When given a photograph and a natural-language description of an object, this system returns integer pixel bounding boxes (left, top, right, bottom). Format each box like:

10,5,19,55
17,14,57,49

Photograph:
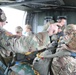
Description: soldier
34,24,76,75
33,17,67,75
24,24,34,37
15,25,35,64
0,8,16,75
51,24,76,75
47,16,67,36
0,9,14,57
15,26,23,36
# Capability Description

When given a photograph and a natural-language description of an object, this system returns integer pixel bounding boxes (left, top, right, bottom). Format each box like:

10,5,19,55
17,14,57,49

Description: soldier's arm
39,37,76,59
0,27,50,54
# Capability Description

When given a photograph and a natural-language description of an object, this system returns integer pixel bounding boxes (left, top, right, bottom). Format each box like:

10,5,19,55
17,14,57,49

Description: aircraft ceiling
0,0,76,11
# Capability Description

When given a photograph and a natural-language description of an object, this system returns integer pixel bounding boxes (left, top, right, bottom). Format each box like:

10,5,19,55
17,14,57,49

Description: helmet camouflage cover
64,24,76,51
15,26,23,33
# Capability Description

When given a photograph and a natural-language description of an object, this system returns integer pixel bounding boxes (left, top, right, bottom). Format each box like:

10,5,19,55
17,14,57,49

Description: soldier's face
16,32,22,36
47,24,59,36
25,28,29,32
64,30,73,44
61,19,67,26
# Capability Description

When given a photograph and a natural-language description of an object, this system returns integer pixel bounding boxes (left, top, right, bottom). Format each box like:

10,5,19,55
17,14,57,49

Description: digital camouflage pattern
64,24,76,51
52,56,76,75
0,29,13,57
51,24,76,75
51,40,76,75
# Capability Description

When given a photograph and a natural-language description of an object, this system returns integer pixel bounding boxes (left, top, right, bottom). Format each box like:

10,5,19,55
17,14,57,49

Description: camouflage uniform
51,24,76,75
0,8,15,75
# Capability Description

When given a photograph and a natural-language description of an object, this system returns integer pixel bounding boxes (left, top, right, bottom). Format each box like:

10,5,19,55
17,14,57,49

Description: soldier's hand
47,24,59,36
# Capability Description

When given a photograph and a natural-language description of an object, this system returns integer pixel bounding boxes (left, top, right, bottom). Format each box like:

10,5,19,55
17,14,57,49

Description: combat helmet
64,24,76,51
0,8,7,22
15,26,23,33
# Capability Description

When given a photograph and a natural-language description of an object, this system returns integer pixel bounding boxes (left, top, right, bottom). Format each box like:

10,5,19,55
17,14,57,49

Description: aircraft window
1,7,27,34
